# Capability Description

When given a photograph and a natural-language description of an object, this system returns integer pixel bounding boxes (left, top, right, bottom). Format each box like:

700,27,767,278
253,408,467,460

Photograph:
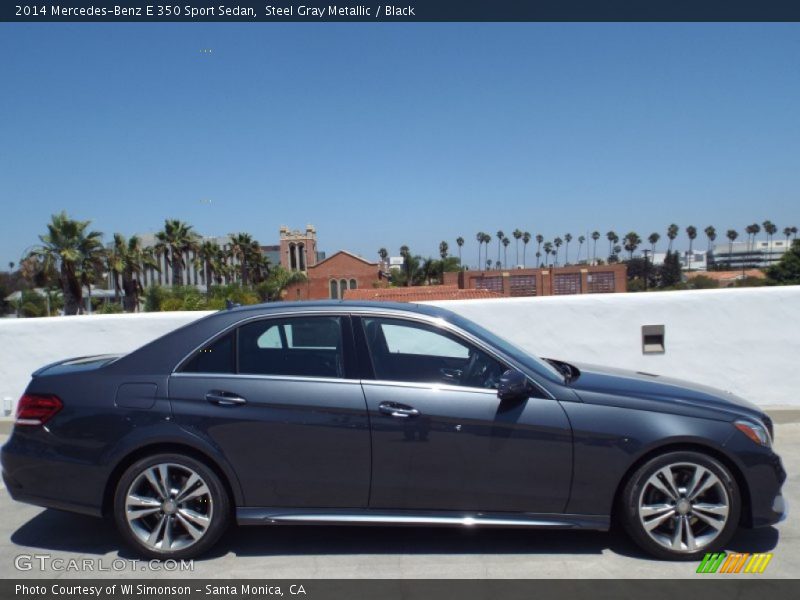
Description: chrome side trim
236,508,609,530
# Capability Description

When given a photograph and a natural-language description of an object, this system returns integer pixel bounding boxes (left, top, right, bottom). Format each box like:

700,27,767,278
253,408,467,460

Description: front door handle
206,391,247,406
378,402,420,418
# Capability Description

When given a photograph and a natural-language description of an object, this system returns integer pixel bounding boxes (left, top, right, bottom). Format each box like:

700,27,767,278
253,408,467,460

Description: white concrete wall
0,287,798,415
0,312,212,415
428,286,800,408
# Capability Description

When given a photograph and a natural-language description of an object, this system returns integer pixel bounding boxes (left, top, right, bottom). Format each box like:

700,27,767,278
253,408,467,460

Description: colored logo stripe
697,552,773,574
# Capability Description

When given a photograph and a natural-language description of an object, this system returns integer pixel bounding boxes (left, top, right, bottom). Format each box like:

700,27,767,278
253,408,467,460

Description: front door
358,316,572,513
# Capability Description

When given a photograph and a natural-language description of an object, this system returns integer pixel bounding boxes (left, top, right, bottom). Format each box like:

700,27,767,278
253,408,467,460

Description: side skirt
236,508,609,530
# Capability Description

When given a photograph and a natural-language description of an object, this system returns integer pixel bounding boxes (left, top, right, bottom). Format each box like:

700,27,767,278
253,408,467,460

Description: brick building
443,264,627,296
284,251,382,300
344,285,503,302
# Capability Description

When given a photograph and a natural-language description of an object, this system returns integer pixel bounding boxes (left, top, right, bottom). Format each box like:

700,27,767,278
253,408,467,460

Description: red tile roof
343,285,503,302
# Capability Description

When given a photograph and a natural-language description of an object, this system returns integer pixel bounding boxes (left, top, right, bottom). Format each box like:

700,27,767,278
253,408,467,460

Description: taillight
16,394,62,426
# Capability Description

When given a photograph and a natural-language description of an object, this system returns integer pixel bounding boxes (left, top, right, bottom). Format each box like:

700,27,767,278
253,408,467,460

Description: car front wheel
113,453,230,559
620,450,740,560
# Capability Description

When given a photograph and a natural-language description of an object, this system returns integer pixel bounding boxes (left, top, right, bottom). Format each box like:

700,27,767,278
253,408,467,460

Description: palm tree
522,232,531,267
686,225,697,271
763,220,776,245
439,241,449,281
535,234,544,265
110,234,158,311
512,229,522,266
475,232,485,270
667,223,679,252
155,219,199,287
78,232,107,313
482,233,492,268
591,231,600,264
400,245,411,286
577,235,585,264
747,223,761,265
502,237,510,268
543,242,553,267
791,226,798,241
378,247,389,263
648,232,660,256
455,237,464,265
229,232,260,286
726,229,739,268
623,231,642,260
704,226,717,253
784,227,793,245
606,231,618,261
195,240,223,297
28,212,104,315
552,237,562,267
496,230,504,268
564,233,572,265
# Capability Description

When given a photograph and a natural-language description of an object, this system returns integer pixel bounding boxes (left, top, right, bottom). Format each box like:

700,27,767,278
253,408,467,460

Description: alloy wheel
637,461,730,553
124,462,214,552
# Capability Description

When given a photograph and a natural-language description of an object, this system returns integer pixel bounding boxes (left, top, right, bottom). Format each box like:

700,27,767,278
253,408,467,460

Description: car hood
566,362,766,422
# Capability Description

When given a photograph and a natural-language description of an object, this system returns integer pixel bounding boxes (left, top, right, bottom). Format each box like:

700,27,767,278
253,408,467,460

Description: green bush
144,285,166,312
687,275,719,290
97,302,124,314
20,301,44,318
160,297,184,311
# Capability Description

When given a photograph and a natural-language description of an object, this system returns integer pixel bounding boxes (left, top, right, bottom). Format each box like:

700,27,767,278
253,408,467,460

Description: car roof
224,299,456,319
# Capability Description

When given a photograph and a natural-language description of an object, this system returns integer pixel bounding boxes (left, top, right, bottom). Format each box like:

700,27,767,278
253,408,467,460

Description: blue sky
1,23,798,268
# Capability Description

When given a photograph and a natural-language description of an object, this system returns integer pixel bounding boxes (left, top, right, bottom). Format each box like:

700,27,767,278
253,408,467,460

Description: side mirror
497,369,530,402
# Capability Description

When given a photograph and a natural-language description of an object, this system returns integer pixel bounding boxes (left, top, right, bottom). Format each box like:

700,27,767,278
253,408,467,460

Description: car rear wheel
113,453,230,559
620,451,740,560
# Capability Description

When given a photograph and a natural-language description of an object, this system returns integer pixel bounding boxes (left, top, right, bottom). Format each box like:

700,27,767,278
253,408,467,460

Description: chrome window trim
172,307,554,400
171,372,361,386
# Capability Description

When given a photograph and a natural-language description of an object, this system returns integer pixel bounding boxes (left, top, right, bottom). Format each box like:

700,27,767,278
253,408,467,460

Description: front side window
238,316,344,378
362,318,505,389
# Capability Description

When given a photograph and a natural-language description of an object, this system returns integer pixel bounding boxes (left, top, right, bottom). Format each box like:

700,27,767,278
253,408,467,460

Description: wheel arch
102,442,243,517
610,441,753,528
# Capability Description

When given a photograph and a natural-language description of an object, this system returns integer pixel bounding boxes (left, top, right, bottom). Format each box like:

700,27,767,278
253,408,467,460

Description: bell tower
279,225,318,272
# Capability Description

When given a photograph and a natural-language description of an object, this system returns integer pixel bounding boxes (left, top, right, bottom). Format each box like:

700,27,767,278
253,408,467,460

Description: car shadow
10,509,780,562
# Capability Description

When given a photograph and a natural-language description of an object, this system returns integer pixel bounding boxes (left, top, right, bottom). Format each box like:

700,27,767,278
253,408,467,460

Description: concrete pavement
1,424,797,579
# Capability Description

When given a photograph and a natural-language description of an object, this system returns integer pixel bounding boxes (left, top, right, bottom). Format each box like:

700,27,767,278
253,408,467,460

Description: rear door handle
378,402,420,418
205,391,247,406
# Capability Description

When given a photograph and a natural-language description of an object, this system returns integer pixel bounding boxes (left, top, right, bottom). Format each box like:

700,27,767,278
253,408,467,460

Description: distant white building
651,250,709,271
106,233,238,290
711,239,791,269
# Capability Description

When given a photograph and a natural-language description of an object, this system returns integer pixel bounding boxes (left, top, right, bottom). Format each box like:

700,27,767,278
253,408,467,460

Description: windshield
448,314,565,383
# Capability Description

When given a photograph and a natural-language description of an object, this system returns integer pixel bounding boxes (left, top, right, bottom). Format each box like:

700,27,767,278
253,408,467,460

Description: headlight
734,419,772,447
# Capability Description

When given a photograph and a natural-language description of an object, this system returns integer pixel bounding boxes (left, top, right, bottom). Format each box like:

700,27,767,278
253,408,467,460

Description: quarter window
182,332,235,374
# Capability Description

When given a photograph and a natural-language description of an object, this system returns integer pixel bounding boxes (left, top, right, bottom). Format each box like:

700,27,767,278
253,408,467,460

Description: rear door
170,314,370,508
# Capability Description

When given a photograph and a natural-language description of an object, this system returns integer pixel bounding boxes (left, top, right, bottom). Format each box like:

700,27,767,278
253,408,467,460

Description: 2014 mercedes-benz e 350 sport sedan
1,301,786,560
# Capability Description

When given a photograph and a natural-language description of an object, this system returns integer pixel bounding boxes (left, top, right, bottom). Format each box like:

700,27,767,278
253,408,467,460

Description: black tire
619,450,740,561
113,453,230,559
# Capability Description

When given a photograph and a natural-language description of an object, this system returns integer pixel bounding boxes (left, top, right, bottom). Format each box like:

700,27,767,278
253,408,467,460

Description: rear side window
181,332,235,374
238,316,344,378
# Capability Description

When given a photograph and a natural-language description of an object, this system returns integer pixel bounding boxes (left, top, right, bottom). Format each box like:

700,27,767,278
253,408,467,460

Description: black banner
3,1,800,23
2,580,800,600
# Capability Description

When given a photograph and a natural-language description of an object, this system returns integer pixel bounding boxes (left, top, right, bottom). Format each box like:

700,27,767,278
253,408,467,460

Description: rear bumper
1,434,105,518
